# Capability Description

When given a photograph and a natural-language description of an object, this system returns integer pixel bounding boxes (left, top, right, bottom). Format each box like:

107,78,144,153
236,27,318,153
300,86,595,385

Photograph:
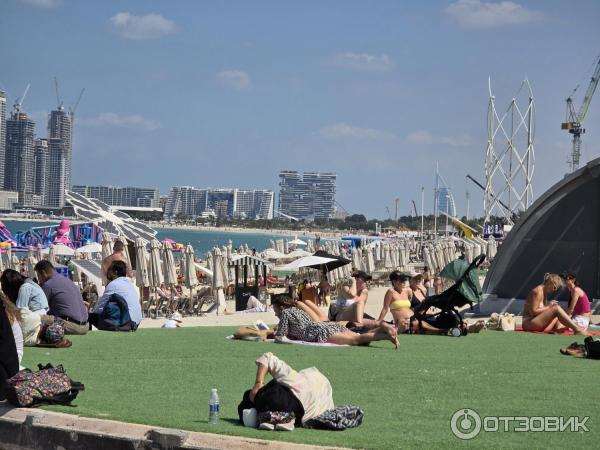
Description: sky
1,0,599,219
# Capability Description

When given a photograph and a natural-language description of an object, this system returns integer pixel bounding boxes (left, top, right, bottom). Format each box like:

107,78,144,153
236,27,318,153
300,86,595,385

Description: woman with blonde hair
522,273,587,334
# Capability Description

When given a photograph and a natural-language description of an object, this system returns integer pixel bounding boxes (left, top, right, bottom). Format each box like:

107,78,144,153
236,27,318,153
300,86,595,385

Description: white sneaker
258,422,275,431
275,422,295,431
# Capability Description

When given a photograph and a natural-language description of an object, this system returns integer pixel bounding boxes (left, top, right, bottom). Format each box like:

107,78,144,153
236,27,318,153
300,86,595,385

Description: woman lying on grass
522,273,587,335
272,294,399,348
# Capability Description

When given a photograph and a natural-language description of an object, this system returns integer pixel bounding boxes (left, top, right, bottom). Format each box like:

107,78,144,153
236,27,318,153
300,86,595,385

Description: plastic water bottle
209,388,220,424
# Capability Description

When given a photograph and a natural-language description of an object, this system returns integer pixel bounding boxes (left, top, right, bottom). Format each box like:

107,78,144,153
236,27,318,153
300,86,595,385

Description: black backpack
5,364,84,407
584,337,600,359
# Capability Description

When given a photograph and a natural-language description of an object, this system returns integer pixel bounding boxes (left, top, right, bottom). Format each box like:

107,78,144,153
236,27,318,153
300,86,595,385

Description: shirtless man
101,240,131,279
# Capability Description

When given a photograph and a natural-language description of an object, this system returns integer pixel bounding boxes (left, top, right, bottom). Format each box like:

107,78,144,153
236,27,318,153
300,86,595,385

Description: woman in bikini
379,271,483,335
522,273,587,334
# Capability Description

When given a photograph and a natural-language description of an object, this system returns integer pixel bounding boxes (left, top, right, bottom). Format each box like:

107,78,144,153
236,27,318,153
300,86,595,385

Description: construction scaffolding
484,78,535,225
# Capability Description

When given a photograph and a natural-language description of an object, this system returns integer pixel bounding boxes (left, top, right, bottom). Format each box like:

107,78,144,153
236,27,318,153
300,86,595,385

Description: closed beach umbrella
117,235,131,269
36,244,43,262
101,233,113,260
227,240,233,260
211,247,226,314
383,244,392,269
148,239,164,288
184,245,198,289
48,244,55,264
161,240,178,288
206,252,213,271
351,247,362,270
134,238,150,288
364,247,375,274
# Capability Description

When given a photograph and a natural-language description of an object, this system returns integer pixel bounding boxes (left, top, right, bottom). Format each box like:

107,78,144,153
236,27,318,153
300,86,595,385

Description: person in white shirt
162,312,183,328
92,261,142,326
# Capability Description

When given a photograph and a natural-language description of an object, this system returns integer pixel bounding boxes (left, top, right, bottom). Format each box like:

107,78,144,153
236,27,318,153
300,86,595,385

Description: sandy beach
149,222,344,240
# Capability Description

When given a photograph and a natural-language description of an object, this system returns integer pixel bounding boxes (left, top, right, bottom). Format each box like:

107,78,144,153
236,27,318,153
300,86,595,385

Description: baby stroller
411,254,486,336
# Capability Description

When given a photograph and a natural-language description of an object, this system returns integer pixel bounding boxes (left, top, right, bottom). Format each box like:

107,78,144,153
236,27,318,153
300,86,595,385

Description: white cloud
407,130,472,146
20,0,62,8
78,113,161,131
332,52,394,72
109,12,176,40
445,0,543,28
319,123,396,140
216,70,252,91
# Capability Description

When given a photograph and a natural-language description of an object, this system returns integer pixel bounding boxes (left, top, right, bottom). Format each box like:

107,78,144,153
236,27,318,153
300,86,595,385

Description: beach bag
584,337,600,359
5,364,84,407
486,313,515,331
304,405,364,430
97,293,137,332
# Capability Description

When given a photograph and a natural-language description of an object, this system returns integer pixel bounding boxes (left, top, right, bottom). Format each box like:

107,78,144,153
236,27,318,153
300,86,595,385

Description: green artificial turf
21,328,598,449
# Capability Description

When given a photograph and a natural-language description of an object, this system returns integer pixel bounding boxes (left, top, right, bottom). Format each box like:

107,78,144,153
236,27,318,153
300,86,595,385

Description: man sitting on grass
89,261,142,331
35,260,89,335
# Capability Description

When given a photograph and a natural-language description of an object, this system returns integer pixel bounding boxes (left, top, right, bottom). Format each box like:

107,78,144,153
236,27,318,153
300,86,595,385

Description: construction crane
13,84,30,113
562,55,600,172
54,76,64,110
385,206,392,220
69,87,85,119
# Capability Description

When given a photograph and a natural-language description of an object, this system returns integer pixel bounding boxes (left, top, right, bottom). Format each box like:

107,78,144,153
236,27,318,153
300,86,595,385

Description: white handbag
487,312,515,331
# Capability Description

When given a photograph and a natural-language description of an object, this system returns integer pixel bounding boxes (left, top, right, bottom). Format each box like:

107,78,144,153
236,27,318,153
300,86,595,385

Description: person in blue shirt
91,260,142,329
1,269,49,314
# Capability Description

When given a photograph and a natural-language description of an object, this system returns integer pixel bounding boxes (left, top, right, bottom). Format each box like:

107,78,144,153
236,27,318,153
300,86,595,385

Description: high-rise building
278,171,336,220
34,138,49,204
5,111,36,205
48,108,72,189
46,138,67,208
0,90,6,188
436,187,456,217
72,185,160,208
164,186,273,219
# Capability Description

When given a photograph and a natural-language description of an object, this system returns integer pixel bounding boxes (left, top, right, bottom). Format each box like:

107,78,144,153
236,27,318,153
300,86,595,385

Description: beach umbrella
5,244,15,270
211,247,227,315
277,255,337,271
383,244,393,269
26,253,37,279
487,236,497,259
183,244,199,309
47,244,55,264
117,235,131,269
101,233,113,260
285,249,311,260
184,245,198,289
260,248,287,261
289,236,307,246
390,245,399,268
43,244,74,258
76,242,103,255
206,252,213,271
364,247,375,274
351,247,362,271
134,237,150,288
270,239,275,249
148,239,164,288
226,240,233,259
35,244,43,262
375,242,382,262
161,240,178,288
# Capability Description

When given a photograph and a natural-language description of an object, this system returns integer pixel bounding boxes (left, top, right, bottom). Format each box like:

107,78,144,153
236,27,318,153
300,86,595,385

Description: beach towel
303,405,364,430
515,327,600,335
226,335,349,347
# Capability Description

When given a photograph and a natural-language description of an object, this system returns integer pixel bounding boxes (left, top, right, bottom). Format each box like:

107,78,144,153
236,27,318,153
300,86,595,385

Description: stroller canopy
440,259,483,304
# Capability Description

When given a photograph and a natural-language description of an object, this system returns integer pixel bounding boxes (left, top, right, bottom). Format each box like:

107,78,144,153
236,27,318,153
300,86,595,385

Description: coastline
0,216,343,240
150,223,343,239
